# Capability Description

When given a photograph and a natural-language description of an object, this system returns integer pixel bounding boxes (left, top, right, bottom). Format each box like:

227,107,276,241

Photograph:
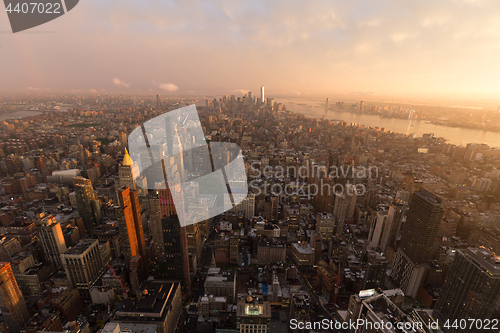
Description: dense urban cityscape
0,90,496,333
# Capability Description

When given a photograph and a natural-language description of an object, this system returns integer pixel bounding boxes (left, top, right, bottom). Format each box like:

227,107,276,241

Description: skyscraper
73,177,101,233
161,214,191,288
260,86,265,103
434,247,500,330
61,238,111,299
156,94,161,108
390,189,444,297
0,262,30,333
399,189,444,264
118,148,140,192
367,210,388,250
362,251,388,290
333,193,348,235
117,187,146,263
36,215,67,269
379,201,408,252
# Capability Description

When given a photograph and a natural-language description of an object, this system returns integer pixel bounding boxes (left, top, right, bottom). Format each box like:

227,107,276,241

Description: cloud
159,83,179,92
4,0,500,100
112,78,130,88
232,89,249,95
90,89,98,93
26,87,40,90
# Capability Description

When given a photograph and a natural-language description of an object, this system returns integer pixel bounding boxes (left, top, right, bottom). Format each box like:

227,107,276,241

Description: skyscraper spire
122,148,133,166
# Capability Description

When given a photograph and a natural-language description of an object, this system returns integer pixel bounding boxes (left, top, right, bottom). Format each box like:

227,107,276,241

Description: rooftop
101,322,158,333
63,238,98,256
116,281,180,321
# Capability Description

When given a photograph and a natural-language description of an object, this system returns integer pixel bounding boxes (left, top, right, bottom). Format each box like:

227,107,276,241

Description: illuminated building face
245,305,263,316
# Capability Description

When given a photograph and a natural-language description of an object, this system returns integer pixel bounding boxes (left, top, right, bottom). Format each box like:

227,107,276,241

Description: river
5,103,500,148
278,100,500,148
0,107,72,122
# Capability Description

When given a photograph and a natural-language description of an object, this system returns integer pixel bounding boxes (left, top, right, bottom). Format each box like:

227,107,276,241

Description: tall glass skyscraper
434,247,500,331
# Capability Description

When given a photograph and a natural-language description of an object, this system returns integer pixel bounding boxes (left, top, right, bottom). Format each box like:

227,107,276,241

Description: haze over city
2,0,500,106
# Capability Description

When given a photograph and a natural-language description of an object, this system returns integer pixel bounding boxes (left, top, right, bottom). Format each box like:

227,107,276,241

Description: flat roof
101,322,157,333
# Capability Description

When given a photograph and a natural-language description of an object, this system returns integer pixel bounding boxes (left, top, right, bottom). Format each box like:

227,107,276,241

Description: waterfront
0,110,42,121
279,100,500,148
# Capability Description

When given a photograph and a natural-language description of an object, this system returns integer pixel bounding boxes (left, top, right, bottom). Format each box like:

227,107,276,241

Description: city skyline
2,1,500,104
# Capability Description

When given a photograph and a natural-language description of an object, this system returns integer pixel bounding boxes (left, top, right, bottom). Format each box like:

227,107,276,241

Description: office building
257,237,286,264
355,293,425,333
8,251,35,296
198,295,227,317
118,148,140,193
22,313,64,333
156,94,161,108
314,178,335,213
316,261,338,302
36,215,67,269
316,212,335,241
237,295,271,333
362,251,388,290
0,262,30,333
367,210,388,250
129,256,146,295
186,222,202,266
61,238,111,298
346,289,405,322
204,268,236,303
333,193,348,235
228,192,255,219
117,187,146,263
160,214,191,288
114,281,182,333
73,177,102,233
390,189,444,297
260,86,265,104
434,247,500,330
290,292,312,330
290,242,315,267
379,201,408,252
399,188,444,264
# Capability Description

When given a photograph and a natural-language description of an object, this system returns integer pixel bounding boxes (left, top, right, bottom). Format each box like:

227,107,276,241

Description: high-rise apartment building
73,177,101,233
0,262,30,333
36,215,67,269
117,187,146,263
434,247,500,331
390,189,444,297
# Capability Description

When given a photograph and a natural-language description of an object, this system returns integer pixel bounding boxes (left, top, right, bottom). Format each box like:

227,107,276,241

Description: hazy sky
1,0,500,102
